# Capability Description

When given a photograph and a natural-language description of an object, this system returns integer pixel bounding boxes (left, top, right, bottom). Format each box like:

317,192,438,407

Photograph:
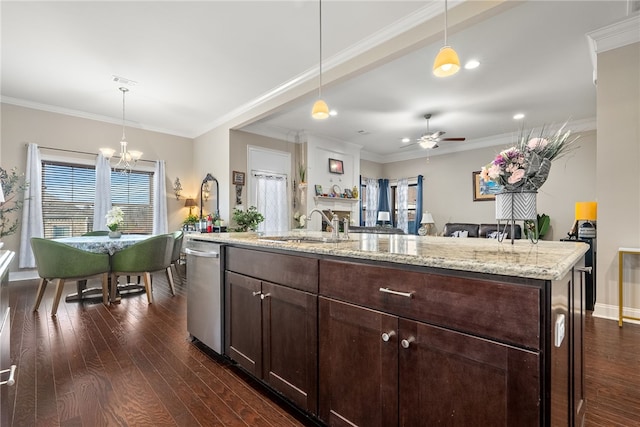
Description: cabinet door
262,281,318,414
319,297,398,427
225,271,262,376
398,318,540,427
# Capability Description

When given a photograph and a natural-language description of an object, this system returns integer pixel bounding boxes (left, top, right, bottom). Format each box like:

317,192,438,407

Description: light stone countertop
186,231,589,281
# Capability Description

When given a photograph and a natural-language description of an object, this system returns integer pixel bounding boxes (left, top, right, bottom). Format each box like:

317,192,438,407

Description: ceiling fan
405,114,466,149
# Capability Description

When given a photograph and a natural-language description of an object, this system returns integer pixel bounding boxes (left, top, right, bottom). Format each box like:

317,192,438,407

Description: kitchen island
186,231,589,426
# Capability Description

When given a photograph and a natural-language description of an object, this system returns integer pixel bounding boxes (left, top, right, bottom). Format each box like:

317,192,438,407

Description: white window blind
41,161,154,238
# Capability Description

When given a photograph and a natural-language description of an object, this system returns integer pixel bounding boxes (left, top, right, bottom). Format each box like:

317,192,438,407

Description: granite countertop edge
185,231,589,281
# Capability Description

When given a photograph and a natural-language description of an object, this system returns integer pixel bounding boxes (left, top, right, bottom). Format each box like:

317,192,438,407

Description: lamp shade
184,198,197,208
433,46,461,77
575,201,597,221
377,211,390,221
312,99,329,119
421,212,434,224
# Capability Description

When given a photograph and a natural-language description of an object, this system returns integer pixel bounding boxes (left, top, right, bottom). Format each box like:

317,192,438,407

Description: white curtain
397,178,409,233
364,177,379,226
153,160,168,234
93,154,112,230
254,172,288,234
19,143,43,268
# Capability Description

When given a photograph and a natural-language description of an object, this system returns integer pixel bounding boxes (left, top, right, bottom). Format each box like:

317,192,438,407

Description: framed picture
329,158,344,174
472,171,501,201
344,188,353,198
315,184,323,196
232,171,245,186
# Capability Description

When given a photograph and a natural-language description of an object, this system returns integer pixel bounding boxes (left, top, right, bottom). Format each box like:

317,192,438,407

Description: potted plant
298,164,307,190
0,166,28,246
232,206,265,232
105,206,125,238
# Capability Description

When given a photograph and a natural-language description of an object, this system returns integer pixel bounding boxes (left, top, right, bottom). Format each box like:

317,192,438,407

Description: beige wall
380,130,597,239
595,41,640,320
0,103,194,271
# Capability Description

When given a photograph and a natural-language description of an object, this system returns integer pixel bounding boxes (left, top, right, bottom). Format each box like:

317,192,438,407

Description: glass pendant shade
312,99,329,119
433,46,461,77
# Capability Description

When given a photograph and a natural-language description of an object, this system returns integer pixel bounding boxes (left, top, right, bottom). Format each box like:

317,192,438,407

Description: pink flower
508,168,525,184
527,137,548,151
487,163,502,180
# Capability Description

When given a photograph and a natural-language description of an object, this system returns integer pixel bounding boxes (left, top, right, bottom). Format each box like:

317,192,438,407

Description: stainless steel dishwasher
185,239,223,354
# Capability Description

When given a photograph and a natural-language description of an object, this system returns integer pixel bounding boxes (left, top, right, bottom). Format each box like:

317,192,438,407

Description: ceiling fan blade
440,137,466,141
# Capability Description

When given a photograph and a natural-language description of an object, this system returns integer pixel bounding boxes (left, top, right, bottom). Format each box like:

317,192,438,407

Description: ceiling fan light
433,46,460,77
312,99,329,119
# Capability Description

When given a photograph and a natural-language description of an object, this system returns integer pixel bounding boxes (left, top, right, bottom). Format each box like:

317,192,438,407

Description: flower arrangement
293,211,307,229
0,166,28,239
481,123,579,192
105,206,125,231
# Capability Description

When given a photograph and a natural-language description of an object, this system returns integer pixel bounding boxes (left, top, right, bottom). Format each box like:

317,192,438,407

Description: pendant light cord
318,0,323,98
444,0,448,46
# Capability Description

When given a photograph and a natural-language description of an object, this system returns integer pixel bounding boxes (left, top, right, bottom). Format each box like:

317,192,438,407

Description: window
391,183,418,226
41,161,154,238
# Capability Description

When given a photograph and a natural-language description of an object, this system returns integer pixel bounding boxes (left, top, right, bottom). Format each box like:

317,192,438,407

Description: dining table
53,234,153,302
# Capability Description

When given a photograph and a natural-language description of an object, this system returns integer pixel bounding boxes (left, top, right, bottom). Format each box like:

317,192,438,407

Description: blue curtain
378,178,390,224
411,175,424,234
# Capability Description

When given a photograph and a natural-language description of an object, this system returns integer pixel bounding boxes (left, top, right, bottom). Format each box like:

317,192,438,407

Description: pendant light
432,0,460,77
311,0,329,119
100,87,143,173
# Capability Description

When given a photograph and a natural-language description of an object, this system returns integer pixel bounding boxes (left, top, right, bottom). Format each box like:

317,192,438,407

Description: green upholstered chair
110,233,175,304
166,230,184,286
31,237,111,316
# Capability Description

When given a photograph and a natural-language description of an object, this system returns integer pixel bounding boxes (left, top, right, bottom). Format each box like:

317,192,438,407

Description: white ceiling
1,1,630,163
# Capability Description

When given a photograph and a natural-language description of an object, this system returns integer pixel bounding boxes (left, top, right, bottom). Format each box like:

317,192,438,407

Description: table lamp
184,197,197,216
418,212,435,236
377,211,390,227
569,201,597,239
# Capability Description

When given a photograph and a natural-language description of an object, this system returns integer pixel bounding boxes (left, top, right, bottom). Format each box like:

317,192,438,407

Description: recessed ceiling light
513,113,525,120
401,137,411,143
329,110,338,116
464,60,480,70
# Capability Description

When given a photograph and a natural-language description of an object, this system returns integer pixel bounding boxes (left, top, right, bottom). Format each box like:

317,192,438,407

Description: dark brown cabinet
319,296,540,427
225,247,318,414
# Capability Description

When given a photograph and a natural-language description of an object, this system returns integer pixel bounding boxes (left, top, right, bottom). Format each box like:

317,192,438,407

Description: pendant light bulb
312,0,329,120
433,0,460,78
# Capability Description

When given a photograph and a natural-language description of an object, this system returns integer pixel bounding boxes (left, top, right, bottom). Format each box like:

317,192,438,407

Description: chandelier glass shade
100,87,143,172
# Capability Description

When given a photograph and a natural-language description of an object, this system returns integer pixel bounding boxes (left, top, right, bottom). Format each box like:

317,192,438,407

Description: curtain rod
28,144,155,163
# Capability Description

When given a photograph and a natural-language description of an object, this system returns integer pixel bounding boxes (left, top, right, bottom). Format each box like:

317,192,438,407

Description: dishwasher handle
184,248,220,258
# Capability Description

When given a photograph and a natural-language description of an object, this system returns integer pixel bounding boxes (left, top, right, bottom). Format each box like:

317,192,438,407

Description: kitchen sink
258,235,342,244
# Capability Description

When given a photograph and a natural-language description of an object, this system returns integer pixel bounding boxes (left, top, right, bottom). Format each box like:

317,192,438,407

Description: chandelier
100,87,142,173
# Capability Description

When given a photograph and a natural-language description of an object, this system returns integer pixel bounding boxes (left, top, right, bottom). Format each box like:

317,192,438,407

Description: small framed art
329,158,344,174
472,171,501,201
232,171,245,186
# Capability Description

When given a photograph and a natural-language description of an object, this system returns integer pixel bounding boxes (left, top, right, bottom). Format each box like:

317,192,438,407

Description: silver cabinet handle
184,248,219,258
252,291,262,297
401,337,415,349
0,365,17,386
576,266,592,274
260,293,271,300
381,331,395,342
379,287,414,298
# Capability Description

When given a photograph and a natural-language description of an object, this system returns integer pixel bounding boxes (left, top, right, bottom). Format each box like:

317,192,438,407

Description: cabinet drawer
319,260,541,350
226,246,318,293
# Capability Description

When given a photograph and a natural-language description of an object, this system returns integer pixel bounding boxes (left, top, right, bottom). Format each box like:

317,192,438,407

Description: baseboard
592,302,640,325
9,269,38,282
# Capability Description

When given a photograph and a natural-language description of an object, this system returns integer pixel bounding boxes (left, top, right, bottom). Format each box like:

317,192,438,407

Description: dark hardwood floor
6,273,640,426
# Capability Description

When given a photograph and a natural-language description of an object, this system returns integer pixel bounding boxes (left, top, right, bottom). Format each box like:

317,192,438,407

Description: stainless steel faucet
308,208,340,239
